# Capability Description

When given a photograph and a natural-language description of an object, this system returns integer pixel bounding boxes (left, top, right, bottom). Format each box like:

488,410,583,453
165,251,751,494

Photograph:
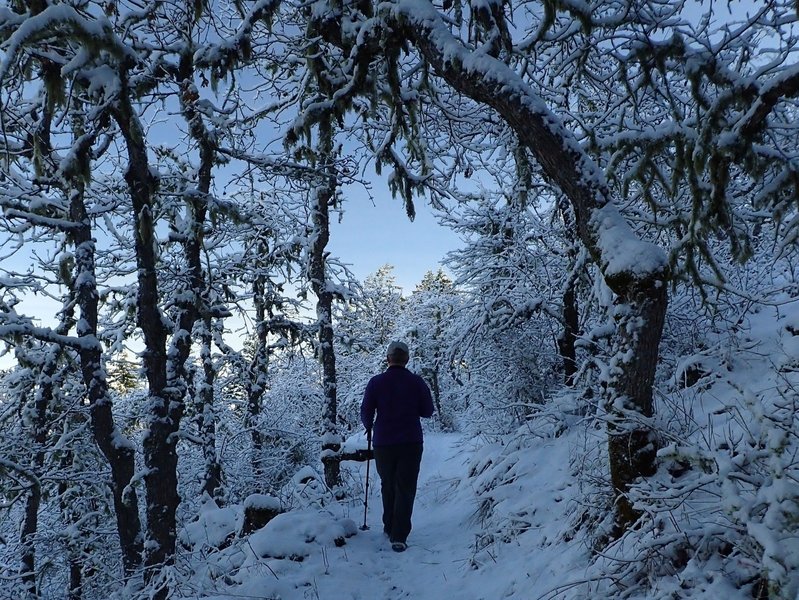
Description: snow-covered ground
180,286,799,600
181,432,589,600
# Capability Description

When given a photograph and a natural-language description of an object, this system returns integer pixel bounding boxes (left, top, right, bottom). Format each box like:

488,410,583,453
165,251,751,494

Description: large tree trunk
19,472,42,597
605,284,667,531
394,2,669,532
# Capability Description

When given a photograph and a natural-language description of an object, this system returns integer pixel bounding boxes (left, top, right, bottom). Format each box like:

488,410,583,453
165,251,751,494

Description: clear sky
329,188,461,292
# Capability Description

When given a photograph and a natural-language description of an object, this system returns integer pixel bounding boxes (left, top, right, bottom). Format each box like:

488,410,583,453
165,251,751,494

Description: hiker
361,341,435,552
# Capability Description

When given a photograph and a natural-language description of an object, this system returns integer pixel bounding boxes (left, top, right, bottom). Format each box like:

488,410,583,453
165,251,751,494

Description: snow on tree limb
590,205,667,284
0,4,135,84
384,0,668,289
733,61,799,142
0,322,99,351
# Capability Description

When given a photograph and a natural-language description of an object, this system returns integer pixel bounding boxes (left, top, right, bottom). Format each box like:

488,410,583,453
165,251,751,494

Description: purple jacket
360,366,435,446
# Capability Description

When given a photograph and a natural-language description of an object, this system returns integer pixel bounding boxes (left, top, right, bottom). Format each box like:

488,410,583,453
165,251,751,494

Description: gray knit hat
386,340,409,357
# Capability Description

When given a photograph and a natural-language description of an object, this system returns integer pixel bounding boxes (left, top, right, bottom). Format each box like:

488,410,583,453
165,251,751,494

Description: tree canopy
1,0,799,598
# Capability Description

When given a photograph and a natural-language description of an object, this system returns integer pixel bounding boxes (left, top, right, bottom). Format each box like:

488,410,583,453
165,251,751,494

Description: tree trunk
19,480,41,597
309,120,341,491
19,391,46,597
113,85,173,593
558,276,579,387
395,4,670,532
557,198,579,387
18,343,64,596
429,368,442,416
606,284,667,532
58,447,85,600
246,274,270,481
199,318,224,503
68,181,144,577
178,52,222,505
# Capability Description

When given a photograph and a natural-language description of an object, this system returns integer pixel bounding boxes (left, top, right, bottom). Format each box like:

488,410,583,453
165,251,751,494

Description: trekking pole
361,429,372,531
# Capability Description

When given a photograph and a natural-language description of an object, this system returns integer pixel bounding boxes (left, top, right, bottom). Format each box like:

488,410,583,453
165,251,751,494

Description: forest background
1,0,799,599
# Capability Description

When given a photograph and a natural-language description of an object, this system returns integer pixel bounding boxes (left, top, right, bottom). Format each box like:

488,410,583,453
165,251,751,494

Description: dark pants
373,443,423,544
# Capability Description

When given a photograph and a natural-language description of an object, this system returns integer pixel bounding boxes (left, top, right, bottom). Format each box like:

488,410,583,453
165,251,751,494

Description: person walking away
361,341,435,552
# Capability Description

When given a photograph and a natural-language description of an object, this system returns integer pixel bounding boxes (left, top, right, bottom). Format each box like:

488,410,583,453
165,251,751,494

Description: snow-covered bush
0,361,126,600
586,289,799,599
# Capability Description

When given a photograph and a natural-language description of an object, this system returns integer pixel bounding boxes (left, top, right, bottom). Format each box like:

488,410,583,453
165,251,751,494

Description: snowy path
197,431,583,600
314,433,477,600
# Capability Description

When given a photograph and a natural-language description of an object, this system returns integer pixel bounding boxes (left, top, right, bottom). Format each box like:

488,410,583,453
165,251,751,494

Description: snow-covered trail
196,431,583,600
314,433,478,599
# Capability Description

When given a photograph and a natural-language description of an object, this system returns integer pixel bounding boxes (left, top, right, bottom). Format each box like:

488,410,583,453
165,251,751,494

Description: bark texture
246,274,270,480
557,199,579,387
18,361,52,596
114,80,175,594
69,181,144,577
199,320,224,503
309,120,341,490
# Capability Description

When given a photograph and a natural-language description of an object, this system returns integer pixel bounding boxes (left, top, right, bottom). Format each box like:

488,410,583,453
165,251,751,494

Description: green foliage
107,354,141,393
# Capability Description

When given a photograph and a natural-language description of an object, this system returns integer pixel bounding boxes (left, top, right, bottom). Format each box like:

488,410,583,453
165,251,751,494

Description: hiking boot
391,541,407,552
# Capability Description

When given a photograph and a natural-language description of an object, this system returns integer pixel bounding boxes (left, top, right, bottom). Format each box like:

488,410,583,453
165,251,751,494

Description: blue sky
329,189,460,292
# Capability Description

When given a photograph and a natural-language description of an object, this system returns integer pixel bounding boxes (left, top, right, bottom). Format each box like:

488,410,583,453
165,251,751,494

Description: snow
182,433,589,600
249,510,357,561
110,426,136,451
170,290,799,600
0,4,135,82
244,493,281,512
591,204,668,279
181,496,240,551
